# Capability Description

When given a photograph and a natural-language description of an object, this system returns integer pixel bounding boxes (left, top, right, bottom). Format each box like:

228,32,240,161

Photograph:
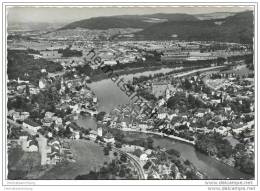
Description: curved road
120,128,195,145
113,147,146,180
8,119,146,179
173,65,226,78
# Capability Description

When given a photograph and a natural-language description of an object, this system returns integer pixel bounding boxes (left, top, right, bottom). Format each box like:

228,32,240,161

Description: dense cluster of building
7,28,255,179
104,63,254,167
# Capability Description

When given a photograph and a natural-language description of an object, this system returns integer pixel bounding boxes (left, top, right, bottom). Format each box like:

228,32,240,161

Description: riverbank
79,65,252,179
90,66,175,82
119,128,195,145
120,131,252,179
118,128,254,178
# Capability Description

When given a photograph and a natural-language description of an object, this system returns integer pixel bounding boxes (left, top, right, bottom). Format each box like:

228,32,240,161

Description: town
6,9,255,180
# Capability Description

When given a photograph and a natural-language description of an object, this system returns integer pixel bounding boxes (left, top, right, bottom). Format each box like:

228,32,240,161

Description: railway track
113,147,146,180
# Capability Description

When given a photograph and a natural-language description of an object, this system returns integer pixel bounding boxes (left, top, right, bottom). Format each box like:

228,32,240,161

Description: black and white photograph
0,1,259,190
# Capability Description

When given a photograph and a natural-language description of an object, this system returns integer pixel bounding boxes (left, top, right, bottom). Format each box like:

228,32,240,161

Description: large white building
23,119,41,134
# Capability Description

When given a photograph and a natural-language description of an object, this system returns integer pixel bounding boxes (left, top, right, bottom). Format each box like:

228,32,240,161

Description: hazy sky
7,6,253,24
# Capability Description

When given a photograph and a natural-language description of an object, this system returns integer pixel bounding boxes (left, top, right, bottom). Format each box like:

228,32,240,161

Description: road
8,118,146,179
173,65,226,78
120,128,195,145
113,147,146,180
98,141,146,179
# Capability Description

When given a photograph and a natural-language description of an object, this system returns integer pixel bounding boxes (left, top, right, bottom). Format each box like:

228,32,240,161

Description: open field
40,139,110,179
8,147,42,180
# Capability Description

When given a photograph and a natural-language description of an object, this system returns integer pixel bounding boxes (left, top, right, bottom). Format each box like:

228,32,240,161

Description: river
76,67,252,179
122,131,252,179
88,67,177,112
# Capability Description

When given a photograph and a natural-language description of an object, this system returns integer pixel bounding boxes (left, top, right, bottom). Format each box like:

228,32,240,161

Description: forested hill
7,49,63,85
136,11,253,44
59,11,253,44
59,13,199,30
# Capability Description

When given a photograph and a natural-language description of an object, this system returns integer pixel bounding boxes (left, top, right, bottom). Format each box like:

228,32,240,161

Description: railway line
113,147,146,180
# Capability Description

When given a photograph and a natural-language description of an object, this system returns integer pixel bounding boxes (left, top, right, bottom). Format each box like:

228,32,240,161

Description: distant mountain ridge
59,13,199,30
59,11,253,44
194,12,237,20
113,13,199,21
136,11,253,44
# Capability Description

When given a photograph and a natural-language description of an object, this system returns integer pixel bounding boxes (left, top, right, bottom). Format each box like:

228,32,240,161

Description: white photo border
0,0,258,189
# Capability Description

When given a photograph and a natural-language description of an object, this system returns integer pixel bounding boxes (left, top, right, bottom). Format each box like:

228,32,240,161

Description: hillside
136,11,253,44
144,13,199,21
60,13,198,30
114,13,199,22
195,12,236,20
59,11,253,44
60,17,150,30
7,49,63,84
